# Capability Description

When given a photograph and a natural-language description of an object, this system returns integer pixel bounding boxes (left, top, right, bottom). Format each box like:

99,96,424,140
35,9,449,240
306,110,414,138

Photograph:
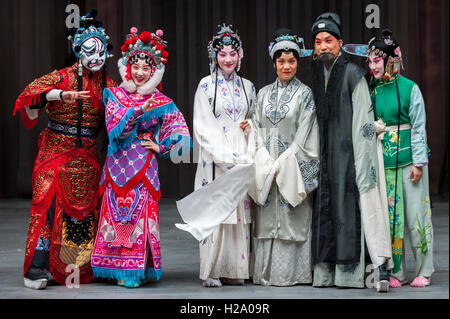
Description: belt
384,123,412,132
48,119,97,139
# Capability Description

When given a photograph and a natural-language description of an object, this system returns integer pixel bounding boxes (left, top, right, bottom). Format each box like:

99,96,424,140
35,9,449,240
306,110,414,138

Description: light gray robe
251,77,320,286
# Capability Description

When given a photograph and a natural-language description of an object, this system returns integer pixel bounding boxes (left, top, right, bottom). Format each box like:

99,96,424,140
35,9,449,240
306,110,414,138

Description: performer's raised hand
141,137,160,153
61,91,91,104
142,93,158,112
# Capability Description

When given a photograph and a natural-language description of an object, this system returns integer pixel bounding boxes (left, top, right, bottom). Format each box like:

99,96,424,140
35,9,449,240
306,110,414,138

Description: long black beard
318,52,338,69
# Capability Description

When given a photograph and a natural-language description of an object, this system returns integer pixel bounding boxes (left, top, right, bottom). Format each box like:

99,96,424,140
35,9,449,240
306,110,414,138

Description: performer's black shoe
376,263,389,293
378,263,390,281
24,267,49,290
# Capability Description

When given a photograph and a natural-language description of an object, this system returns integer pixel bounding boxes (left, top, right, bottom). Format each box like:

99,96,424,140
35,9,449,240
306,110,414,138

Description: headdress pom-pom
156,29,164,37
140,31,152,44
130,27,138,34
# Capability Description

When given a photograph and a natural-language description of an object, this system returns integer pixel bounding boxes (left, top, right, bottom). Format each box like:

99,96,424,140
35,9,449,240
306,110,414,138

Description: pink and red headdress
118,27,168,95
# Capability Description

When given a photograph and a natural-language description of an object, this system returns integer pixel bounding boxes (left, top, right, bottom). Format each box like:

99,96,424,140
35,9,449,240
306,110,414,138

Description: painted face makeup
368,52,385,79
275,51,298,84
130,59,152,88
314,32,342,68
80,37,106,72
217,45,239,77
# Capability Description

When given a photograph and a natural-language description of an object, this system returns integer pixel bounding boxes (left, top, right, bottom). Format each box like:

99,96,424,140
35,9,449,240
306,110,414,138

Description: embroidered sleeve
409,85,429,166
293,86,320,193
274,85,320,194
292,87,318,148
352,78,379,195
14,69,63,129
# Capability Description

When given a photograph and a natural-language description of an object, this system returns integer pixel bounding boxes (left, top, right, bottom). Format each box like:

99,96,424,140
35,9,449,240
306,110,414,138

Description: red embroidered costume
13,10,116,288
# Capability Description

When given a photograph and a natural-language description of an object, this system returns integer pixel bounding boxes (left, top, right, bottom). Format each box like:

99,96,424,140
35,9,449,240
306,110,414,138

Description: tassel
92,266,163,281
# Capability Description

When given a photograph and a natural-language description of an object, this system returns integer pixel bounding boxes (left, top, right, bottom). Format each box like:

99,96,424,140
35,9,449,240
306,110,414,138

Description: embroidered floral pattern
413,214,432,256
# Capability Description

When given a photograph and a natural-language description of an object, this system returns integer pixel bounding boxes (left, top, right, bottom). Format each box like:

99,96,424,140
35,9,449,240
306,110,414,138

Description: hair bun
273,28,294,39
381,28,393,38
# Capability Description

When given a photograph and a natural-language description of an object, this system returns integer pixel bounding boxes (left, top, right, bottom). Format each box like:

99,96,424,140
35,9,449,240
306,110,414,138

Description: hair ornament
68,9,113,59
207,23,243,74
120,26,168,70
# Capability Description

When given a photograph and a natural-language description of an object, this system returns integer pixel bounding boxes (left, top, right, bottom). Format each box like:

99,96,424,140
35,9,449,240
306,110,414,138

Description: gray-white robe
251,77,320,286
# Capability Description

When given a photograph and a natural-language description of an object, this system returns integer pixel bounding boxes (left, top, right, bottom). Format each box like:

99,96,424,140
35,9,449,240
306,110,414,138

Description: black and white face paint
80,37,106,72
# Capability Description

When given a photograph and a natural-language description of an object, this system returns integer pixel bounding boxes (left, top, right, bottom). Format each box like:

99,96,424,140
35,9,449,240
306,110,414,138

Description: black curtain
1,0,448,199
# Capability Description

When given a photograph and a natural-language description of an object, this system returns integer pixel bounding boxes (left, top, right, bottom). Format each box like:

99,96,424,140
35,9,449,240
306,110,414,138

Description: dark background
0,0,448,200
